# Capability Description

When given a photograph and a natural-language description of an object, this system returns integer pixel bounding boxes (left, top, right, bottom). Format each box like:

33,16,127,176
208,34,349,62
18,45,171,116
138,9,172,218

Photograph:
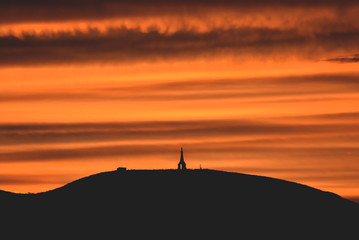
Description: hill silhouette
1,169,358,238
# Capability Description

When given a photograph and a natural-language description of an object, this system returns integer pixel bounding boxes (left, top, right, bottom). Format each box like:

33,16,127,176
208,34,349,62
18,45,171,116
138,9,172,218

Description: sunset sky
1,0,359,202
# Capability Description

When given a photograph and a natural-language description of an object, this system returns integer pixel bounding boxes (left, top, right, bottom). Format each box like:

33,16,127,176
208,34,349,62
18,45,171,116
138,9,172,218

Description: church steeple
178,147,186,170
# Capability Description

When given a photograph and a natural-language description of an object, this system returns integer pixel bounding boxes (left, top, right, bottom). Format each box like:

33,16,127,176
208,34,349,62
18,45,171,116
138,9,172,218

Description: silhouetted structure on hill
117,167,126,173
178,147,186,170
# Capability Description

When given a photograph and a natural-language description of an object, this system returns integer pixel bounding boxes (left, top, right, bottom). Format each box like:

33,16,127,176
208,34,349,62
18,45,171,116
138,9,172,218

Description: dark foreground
1,169,358,238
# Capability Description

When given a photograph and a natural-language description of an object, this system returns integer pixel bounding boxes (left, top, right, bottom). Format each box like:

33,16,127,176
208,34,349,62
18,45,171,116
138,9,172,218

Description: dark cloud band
1,27,359,66
325,54,359,63
1,0,358,24
1,117,359,145
0,142,358,162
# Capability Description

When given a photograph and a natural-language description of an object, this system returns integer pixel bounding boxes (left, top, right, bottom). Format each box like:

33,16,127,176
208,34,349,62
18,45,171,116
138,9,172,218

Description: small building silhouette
178,147,186,170
117,167,127,173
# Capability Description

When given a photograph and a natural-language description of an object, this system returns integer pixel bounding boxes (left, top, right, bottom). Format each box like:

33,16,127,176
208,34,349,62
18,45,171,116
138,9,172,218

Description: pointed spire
178,147,186,170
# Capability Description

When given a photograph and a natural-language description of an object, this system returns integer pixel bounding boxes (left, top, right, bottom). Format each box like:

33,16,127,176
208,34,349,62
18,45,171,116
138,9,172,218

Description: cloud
300,112,359,120
0,144,177,162
1,0,358,24
114,74,359,92
1,118,359,146
0,74,358,102
324,54,359,63
1,26,359,66
0,174,70,185
0,140,358,162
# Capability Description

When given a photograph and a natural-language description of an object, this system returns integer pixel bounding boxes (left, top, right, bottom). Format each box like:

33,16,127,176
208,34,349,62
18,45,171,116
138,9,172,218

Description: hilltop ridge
1,169,358,238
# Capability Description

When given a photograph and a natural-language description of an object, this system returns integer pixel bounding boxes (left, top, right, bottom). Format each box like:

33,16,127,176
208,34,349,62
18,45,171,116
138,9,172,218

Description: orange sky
0,1,359,202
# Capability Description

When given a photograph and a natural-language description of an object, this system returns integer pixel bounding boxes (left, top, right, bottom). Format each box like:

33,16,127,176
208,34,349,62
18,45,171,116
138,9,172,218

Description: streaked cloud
0,174,70,185
1,27,359,66
0,74,358,104
1,140,359,163
1,116,359,146
325,54,359,63
1,0,359,24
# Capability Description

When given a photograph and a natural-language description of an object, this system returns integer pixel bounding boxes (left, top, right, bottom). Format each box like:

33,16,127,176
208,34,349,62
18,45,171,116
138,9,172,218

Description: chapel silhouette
178,147,186,170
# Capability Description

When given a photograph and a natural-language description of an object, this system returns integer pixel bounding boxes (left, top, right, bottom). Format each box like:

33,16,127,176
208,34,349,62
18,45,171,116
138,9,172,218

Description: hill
1,169,358,238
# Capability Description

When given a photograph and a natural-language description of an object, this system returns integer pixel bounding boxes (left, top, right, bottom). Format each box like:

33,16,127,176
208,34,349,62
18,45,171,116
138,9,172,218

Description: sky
0,0,359,202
